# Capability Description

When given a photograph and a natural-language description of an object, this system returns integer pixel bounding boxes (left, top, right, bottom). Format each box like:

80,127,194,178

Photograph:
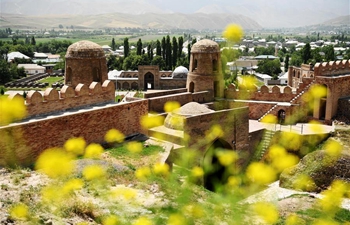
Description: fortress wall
191,91,214,103
314,60,350,77
144,88,188,98
225,84,296,102
148,92,193,112
159,80,187,90
0,99,148,166
24,80,115,118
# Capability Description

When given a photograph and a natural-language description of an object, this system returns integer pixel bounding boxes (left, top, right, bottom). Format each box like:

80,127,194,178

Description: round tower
65,40,108,88
186,39,224,98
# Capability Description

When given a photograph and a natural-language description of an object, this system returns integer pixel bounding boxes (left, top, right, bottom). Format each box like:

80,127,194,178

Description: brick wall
144,88,187,98
148,92,193,112
24,80,115,118
184,107,249,152
0,99,148,166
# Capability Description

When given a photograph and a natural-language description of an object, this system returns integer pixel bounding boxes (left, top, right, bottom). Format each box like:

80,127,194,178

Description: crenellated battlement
8,80,115,118
225,84,295,102
314,59,350,77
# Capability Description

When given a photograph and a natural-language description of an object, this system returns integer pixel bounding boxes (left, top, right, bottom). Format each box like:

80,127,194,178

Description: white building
18,64,45,75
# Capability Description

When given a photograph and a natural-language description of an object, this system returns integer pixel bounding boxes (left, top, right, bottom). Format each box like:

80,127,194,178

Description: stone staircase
289,80,315,104
258,104,278,122
252,129,276,162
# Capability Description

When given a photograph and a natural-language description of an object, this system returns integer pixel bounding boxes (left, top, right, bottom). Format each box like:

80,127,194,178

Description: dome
164,102,214,130
172,66,189,78
191,39,220,53
66,40,105,58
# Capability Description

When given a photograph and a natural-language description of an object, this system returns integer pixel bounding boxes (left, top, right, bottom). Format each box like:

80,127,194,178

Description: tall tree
187,42,191,62
302,43,311,64
324,45,335,61
284,54,290,72
172,37,178,68
156,40,161,56
178,36,184,56
161,37,166,60
111,38,116,51
25,36,30,45
31,36,36,45
165,35,172,70
147,44,153,60
136,38,142,55
123,38,129,57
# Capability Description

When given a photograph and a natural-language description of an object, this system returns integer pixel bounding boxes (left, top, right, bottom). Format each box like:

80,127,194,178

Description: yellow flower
206,124,224,140
239,76,257,91
293,174,316,191
10,204,29,221
135,167,152,181
82,164,106,181
126,141,143,153
319,180,347,213
111,187,137,200
64,137,86,156
183,204,205,218
324,139,343,158
102,215,119,225
41,185,65,203
252,202,279,224
105,129,125,143
164,101,181,113
62,178,84,195
191,166,204,178
216,150,238,166
246,162,277,185
312,218,339,225
309,84,327,99
0,95,27,125
309,120,326,134
84,143,104,159
167,213,187,225
285,214,305,225
35,148,75,178
153,163,170,177
268,145,299,172
140,114,164,129
227,176,242,187
279,132,301,151
133,217,153,225
261,114,278,124
223,24,244,43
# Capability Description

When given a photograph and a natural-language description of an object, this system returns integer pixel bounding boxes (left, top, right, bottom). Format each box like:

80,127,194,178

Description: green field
38,76,64,86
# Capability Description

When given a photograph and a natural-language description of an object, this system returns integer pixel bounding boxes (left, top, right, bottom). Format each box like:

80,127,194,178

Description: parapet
314,59,350,77
9,80,115,119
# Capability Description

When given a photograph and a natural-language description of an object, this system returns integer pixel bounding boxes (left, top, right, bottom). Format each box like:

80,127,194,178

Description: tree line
107,35,196,71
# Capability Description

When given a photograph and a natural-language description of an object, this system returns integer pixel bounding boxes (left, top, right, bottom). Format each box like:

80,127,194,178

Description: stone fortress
1,39,350,177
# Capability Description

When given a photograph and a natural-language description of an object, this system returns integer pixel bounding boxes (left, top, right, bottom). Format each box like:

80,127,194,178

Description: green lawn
37,76,64,87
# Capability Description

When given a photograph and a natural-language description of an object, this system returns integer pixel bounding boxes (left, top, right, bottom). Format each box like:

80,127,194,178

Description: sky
2,0,349,28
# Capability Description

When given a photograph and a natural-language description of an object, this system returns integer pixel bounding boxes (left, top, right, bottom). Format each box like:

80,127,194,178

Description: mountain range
0,0,349,29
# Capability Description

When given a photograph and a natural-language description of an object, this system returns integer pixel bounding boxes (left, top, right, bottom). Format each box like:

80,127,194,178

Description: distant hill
0,13,262,30
321,15,350,26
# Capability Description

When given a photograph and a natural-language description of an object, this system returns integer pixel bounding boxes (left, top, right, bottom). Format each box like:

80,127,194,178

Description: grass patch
38,76,64,86
294,208,350,224
107,141,164,158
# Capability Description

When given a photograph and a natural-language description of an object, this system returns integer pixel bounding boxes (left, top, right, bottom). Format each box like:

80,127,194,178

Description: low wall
0,99,148,167
144,88,187,98
337,97,350,120
148,92,193,112
25,80,115,118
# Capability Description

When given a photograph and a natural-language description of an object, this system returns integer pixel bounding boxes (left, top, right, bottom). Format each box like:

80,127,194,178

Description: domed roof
164,102,214,130
66,40,105,58
191,39,220,53
172,66,189,78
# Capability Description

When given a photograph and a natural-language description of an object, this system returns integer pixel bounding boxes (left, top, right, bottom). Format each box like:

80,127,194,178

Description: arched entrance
203,139,233,192
189,81,194,93
144,72,154,90
278,109,286,124
313,84,328,120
